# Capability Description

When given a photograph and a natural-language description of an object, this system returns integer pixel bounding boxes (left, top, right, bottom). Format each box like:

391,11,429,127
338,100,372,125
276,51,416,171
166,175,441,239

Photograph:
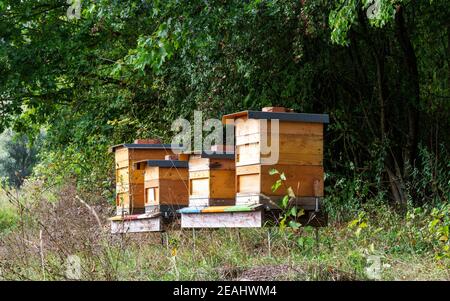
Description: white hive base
181,210,264,228
110,216,162,234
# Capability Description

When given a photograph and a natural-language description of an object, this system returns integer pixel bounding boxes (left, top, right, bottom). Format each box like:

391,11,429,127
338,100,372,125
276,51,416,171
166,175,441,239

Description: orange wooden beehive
110,140,183,215
188,150,235,207
222,108,329,209
136,158,189,214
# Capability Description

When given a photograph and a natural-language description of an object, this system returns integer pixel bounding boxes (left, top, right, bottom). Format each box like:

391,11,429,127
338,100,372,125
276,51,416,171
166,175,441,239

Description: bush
32,143,115,205
0,208,18,233
406,204,450,260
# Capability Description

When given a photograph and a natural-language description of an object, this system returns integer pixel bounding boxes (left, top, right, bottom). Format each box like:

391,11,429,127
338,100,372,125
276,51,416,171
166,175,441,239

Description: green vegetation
0,0,448,280
0,201,18,234
1,0,448,198
0,181,448,280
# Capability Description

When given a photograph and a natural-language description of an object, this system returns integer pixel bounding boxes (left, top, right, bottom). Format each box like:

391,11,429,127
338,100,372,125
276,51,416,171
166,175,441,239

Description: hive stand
109,157,189,234
179,204,265,228
110,213,165,234
110,140,183,216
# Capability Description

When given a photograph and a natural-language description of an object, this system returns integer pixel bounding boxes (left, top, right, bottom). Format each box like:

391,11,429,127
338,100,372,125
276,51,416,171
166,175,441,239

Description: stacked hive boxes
109,108,329,232
109,139,182,215
222,107,329,211
140,155,189,215
188,149,235,207
111,155,190,233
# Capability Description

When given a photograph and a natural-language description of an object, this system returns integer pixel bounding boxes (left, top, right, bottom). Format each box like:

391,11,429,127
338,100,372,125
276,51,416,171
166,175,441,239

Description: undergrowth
0,179,448,281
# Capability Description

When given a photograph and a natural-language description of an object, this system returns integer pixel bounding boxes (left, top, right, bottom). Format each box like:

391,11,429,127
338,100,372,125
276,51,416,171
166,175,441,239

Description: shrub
0,208,18,233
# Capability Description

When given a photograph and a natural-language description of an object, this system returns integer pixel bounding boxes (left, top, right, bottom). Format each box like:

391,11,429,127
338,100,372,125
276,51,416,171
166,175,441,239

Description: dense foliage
0,0,448,208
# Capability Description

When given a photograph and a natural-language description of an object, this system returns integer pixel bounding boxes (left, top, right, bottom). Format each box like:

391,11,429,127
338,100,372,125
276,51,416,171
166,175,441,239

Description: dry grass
0,180,448,281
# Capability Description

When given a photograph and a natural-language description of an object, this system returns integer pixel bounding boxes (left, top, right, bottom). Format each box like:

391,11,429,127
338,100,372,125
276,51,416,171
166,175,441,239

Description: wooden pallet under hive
179,204,327,228
179,204,265,228
110,140,184,215
109,212,176,233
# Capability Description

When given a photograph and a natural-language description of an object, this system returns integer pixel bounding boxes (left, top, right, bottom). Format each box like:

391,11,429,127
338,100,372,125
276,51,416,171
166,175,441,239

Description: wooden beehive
110,140,183,215
222,108,329,209
188,151,235,207
137,158,189,214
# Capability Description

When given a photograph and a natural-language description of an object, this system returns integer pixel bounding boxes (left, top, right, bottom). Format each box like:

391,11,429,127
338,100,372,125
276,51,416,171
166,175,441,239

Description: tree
0,130,42,187
0,0,448,205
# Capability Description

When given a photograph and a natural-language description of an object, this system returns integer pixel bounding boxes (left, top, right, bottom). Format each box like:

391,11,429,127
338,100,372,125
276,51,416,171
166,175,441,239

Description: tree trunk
395,5,420,170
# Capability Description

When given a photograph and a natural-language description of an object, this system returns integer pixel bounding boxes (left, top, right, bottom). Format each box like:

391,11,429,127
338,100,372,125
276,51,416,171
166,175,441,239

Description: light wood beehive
188,151,235,207
222,108,329,208
136,158,189,214
110,140,183,215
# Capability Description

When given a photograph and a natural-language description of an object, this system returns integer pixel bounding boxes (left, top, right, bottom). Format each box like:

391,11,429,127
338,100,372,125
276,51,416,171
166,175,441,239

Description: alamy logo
171,111,280,165
366,0,381,19
66,255,81,280
365,255,382,280
67,0,81,20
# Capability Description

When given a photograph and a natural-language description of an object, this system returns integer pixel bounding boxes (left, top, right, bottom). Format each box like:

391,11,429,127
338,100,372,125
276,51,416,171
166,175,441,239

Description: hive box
137,159,189,214
188,152,235,207
110,141,183,215
222,108,329,209
111,158,189,234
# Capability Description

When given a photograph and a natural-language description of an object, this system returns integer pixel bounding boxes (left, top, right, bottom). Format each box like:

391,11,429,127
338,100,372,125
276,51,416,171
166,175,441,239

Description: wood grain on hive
222,108,329,208
188,152,236,207
136,159,189,214
110,140,183,215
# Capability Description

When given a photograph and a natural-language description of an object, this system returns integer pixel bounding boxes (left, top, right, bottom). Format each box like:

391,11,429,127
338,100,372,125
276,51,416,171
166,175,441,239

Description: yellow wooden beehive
110,139,183,215
188,147,235,207
222,107,329,209
137,156,189,214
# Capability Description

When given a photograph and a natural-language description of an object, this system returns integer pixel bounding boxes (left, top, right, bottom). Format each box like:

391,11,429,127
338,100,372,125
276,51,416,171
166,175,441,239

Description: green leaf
271,179,282,192
281,195,289,208
429,219,440,229
290,206,297,217
289,221,301,230
269,168,279,175
348,219,359,228
279,216,287,230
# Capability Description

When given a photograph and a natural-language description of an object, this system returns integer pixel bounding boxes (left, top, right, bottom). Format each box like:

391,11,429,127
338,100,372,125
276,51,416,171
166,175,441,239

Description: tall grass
0,179,448,281
0,189,19,233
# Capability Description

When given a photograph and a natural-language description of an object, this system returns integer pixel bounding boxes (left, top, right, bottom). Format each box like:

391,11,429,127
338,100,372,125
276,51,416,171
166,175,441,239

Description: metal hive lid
222,110,329,124
109,143,184,153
